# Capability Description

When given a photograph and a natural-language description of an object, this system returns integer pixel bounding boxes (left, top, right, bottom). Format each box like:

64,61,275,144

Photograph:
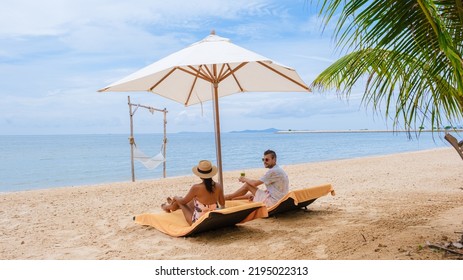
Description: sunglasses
261,158,271,162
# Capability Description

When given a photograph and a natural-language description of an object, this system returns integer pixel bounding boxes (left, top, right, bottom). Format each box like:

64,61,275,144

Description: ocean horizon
0,131,451,193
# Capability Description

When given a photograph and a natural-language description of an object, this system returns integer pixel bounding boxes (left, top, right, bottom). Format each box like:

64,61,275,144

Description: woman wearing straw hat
161,160,225,225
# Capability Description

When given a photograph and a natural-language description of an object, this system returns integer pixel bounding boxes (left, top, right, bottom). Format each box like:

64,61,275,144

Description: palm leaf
313,0,463,131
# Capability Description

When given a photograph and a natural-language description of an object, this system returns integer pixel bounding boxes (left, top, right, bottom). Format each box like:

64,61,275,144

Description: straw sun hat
192,160,218,179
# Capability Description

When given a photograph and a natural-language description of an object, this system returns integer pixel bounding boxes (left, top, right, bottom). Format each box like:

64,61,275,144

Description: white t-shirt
254,165,289,206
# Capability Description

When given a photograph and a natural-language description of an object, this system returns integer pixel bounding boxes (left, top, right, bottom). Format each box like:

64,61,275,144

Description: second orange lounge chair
267,183,335,216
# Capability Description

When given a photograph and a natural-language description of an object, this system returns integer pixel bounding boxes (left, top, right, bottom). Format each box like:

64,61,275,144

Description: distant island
276,129,463,134
180,127,463,134
229,128,280,133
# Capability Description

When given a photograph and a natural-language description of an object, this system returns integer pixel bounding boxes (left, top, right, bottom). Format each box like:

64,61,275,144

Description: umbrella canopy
99,31,310,185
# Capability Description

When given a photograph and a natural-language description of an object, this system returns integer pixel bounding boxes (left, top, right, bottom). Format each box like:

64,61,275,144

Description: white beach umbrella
99,31,310,185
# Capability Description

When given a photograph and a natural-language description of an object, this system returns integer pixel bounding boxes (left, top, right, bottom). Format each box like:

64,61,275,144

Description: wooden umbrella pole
212,81,223,186
128,96,135,182
163,108,167,178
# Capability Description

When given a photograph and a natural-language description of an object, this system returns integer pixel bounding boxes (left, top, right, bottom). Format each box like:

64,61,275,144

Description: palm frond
312,48,463,130
312,0,463,132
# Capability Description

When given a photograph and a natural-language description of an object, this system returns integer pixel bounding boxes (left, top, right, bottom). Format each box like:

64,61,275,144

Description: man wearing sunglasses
225,149,289,207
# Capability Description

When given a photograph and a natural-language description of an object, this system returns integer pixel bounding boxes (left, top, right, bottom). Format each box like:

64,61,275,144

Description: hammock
133,144,165,170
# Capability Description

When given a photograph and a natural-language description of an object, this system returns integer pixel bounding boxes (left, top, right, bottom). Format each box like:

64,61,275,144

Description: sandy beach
1,147,462,260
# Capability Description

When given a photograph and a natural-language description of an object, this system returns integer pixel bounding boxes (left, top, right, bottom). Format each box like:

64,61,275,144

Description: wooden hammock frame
128,96,168,182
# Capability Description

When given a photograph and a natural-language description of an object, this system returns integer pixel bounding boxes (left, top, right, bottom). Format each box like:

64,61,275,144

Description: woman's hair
203,178,215,193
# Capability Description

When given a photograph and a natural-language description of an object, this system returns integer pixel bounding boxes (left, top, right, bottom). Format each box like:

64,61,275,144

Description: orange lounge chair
133,200,267,237
267,184,335,216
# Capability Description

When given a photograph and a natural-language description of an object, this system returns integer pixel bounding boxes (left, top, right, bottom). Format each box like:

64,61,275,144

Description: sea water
0,132,449,192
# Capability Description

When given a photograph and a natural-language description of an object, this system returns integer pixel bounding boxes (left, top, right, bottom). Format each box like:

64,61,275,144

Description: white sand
1,148,462,259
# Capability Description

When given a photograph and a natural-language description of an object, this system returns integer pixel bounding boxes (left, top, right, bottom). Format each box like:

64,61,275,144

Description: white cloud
0,0,288,36
0,0,390,135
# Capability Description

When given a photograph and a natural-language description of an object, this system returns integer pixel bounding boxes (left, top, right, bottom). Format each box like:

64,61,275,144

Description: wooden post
212,81,223,186
163,108,167,178
128,96,135,182
127,97,168,180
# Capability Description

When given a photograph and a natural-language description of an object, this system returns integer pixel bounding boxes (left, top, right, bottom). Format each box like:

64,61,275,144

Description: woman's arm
173,184,198,205
216,183,225,208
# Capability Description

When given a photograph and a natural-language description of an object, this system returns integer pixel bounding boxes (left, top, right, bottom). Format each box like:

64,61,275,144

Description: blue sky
0,0,390,135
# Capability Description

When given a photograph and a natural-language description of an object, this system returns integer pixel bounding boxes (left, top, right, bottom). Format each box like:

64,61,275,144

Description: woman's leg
177,200,195,225
161,200,180,212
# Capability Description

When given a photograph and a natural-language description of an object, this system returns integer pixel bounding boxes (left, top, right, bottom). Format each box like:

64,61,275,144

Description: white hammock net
133,145,165,170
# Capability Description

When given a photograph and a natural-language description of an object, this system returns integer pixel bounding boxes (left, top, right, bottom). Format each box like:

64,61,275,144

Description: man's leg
225,183,258,200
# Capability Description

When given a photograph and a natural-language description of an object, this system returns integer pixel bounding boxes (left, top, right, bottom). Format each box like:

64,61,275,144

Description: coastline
276,129,463,134
1,147,462,260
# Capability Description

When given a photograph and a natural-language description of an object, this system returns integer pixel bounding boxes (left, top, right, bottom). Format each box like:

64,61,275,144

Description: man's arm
239,177,263,187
